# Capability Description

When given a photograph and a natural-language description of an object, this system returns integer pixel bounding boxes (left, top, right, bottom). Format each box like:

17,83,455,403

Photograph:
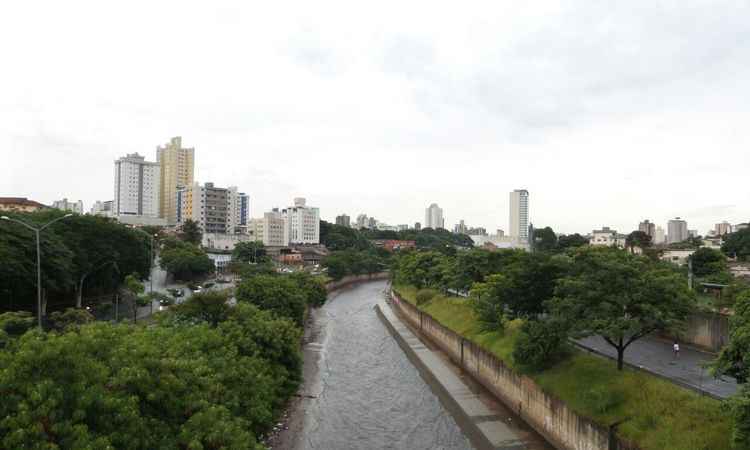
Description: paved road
576,336,738,399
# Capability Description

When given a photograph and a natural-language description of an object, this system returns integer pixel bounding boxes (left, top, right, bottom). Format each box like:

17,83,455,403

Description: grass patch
394,284,732,450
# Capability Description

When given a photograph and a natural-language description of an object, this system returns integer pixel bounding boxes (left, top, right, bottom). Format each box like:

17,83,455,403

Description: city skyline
2,1,750,235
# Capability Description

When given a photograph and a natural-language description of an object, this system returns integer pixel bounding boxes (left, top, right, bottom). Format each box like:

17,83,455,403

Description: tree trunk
617,347,624,370
76,278,84,308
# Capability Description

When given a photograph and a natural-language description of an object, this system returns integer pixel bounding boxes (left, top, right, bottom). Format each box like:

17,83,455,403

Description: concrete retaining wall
391,291,640,450
662,311,729,353
325,272,389,293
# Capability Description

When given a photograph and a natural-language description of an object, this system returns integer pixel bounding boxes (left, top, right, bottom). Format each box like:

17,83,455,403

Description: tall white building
668,217,689,244
356,214,369,229
654,226,666,245
589,227,627,248
90,200,114,217
114,153,160,219
281,198,320,244
509,189,529,243
425,203,444,229
52,198,83,214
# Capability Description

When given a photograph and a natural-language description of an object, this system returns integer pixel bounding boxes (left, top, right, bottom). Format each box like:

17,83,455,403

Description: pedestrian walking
673,342,680,359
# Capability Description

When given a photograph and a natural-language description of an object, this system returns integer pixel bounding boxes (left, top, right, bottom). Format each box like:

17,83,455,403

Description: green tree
470,252,567,324
625,230,652,254
557,233,589,250
549,247,694,370
289,272,327,307
690,247,728,278
172,290,231,326
714,291,750,448
232,241,268,264
235,275,307,326
392,251,447,289
534,226,558,252
180,219,202,245
160,239,215,281
319,220,372,251
512,318,569,371
723,227,750,261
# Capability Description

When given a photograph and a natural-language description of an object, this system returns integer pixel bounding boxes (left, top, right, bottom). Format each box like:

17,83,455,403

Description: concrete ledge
376,301,527,450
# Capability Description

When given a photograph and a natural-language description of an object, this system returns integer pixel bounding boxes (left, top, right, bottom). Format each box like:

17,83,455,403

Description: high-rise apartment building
356,214,368,229
281,198,320,244
509,189,529,242
249,211,287,246
335,214,351,227
177,182,248,235
368,217,377,230
114,153,160,219
157,136,195,225
90,200,114,217
654,226,666,245
52,198,83,214
454,220,468,234
667,217,689,244
715,222,733,236
425,203,444,229
638,220,656,238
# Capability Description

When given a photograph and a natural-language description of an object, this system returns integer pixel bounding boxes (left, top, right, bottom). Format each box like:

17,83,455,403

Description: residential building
425,203,444,229
589,227,627,248
467,227,488,236
203,233,251,251
667,217,689,244
414,222,421,231
335,214,351,227
249,211,287,247
367,217,377,230
156,136,195,225
90,200,113,217
638,220,656,238
0,197,48,212
454,220,468,234
654,226,666,245
509,189,529,243
177,182,248,235
52,198,83,214
661,249,695,266
281,198,320,245
113,153,161,224
715,222,733,236
397,224,410,231
227,187,250,234
688,229,698,238
356,214,368,229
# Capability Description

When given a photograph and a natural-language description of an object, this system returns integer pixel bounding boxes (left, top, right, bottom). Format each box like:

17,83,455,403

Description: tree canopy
232,241,269,264
159,238,214,281
548,246,694,370
723,227,750,261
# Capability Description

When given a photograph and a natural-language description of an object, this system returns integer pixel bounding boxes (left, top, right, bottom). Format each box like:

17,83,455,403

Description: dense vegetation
320,220,474,253
723,227,750,261
159,237,215,282
394,285,730,450
0,211,151,313
322,249,389,280
0,288,302,449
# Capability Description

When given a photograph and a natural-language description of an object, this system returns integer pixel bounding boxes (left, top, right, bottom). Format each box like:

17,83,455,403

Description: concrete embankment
324,272,390,292
389,290,641,450
376,300,544,450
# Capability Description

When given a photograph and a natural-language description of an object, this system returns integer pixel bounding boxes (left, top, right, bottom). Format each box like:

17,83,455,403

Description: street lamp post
1,214,73,328
131,228,156,314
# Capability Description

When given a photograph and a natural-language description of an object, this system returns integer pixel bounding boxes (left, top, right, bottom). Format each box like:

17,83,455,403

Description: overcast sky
1,0,749,235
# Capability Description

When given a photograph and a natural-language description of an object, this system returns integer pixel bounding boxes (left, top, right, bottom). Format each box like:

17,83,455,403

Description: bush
416,288,438,306
512,318,568,371
0,311,35,336
48,308,94,332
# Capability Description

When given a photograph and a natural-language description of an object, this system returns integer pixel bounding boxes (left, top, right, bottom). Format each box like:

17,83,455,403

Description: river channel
294,280,473,450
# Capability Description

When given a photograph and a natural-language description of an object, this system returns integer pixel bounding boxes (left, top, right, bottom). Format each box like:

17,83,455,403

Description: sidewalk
576,335,738,399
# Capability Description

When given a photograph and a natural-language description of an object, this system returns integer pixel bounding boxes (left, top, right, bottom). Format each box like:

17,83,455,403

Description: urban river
295,280,474,450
